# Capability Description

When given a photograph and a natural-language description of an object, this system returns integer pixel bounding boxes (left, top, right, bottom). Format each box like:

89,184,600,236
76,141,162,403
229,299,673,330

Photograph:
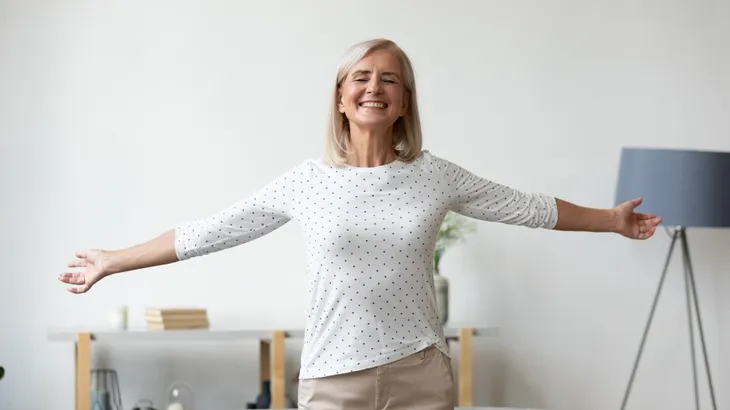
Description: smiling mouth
359,101,388,108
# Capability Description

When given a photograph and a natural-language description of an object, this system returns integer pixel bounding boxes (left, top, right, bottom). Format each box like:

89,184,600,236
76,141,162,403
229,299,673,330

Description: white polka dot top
174,150,558,379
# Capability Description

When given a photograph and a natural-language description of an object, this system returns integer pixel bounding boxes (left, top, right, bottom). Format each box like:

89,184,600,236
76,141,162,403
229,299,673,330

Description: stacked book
145,308,209,331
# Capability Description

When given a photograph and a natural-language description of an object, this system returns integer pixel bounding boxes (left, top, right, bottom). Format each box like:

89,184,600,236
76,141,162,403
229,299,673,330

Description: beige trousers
298,345,455,410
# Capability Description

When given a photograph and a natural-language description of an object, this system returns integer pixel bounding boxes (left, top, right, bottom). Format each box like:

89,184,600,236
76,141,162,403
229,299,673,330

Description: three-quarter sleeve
174,161,311,260
427,152,558,229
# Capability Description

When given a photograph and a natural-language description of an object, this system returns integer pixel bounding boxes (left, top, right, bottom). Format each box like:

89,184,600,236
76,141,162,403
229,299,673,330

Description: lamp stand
620,227,718,410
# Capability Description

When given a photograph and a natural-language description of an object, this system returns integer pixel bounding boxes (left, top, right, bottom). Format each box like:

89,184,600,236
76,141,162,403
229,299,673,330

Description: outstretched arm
59,160,312,294
107,229,179,273
554,197,662,239
59,229,179,294
427,152,662,239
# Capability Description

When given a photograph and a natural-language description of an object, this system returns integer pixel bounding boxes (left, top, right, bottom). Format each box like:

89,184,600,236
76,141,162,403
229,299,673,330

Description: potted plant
433,211,476,324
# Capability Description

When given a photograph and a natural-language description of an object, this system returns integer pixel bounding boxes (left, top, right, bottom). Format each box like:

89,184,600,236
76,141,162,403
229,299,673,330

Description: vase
90,369,122,410
433,272,449,325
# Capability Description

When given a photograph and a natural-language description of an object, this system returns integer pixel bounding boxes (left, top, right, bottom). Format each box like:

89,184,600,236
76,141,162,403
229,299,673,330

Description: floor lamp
614,147,730,410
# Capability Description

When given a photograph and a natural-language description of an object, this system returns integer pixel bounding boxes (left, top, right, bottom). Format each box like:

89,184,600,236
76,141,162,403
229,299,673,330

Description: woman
59,38,661,409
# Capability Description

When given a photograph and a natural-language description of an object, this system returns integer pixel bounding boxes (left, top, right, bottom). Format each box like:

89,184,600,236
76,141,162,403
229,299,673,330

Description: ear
337,88,346,114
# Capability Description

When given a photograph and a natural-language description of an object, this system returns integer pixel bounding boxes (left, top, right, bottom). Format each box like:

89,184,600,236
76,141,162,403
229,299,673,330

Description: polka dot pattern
175,150,558,379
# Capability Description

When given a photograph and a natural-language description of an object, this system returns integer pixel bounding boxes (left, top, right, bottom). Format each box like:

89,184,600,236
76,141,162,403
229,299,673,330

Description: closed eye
353,78,397,84
350,69,402,83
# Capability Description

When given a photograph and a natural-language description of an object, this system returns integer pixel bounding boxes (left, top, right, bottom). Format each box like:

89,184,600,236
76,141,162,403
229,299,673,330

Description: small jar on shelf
166,381,194,410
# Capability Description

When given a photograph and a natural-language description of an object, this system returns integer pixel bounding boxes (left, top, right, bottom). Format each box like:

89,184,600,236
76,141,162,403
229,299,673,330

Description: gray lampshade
615,147,730,228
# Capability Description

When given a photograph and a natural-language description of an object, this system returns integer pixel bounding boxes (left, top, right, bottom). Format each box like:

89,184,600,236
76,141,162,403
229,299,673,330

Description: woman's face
338,50,409,134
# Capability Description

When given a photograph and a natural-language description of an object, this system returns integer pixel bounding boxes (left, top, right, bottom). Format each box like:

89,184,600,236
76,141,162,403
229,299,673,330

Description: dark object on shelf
256,380,271,408
246,380,272,409
0,365,4,380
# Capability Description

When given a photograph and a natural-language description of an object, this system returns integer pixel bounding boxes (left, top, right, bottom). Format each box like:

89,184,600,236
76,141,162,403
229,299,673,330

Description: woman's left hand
613,197,663,239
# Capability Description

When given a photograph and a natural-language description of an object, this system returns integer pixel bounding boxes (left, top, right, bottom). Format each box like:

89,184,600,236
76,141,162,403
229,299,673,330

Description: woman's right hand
59,249,111,294
59,229,179,294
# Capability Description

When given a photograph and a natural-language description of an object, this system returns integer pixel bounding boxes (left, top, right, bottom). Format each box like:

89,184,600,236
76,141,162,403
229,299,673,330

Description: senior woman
59,38,662,409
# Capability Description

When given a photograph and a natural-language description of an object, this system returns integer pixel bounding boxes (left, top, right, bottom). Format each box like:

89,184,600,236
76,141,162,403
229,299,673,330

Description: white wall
1,1,728,409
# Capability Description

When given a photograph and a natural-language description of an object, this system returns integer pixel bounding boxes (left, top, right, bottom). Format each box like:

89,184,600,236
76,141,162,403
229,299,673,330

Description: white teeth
360,102,386,108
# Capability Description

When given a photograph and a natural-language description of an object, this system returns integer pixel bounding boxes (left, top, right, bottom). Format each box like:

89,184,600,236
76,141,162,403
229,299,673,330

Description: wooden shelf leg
458,328,473,407
75,332,91,410
259,339,271,388
271,330,286,409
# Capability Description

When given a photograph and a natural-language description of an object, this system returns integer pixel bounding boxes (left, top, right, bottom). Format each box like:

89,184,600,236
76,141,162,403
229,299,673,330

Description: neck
346,125,396,167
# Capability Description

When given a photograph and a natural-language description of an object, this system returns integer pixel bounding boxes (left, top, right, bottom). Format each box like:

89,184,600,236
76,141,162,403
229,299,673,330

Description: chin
351,114,398,129
352,119,396,132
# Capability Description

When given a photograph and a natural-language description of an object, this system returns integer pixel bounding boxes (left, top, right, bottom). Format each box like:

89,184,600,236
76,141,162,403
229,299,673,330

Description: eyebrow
351,70,401,79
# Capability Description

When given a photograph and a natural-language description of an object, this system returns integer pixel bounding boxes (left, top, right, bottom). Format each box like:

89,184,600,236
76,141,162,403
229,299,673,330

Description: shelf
47,325,498,343
49,325,498,410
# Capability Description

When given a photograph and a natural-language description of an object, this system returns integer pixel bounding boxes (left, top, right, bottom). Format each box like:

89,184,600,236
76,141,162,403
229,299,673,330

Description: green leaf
434,211,476,274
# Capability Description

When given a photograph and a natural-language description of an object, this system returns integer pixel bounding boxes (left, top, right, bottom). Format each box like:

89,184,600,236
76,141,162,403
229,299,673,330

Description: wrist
606,208,622,233
102,250,122,276
587,208,620,233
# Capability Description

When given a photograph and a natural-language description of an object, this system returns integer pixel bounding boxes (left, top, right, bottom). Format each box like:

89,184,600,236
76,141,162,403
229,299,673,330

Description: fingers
637,219,661,233
61,250,95,294
58,272,86,285
644,217,662,226
642,225,657,239
66,285,89,294
628,197,643,208
623,211,662,240
636,223,658,239
59,272,91,293
636,213,663,224
68,259,87,268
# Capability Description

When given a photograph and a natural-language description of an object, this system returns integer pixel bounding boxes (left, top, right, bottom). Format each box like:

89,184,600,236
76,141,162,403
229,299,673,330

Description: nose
366,76,383,94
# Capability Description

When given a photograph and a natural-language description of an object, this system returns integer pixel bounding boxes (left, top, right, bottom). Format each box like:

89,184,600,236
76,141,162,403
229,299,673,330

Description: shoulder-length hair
324,39,423,166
